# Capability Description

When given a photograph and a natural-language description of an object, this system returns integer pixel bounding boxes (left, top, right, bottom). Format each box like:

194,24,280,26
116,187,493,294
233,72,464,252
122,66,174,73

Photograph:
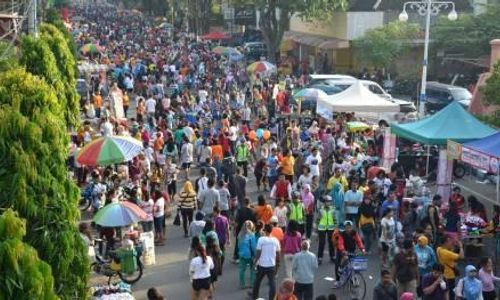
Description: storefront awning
283,31,349,50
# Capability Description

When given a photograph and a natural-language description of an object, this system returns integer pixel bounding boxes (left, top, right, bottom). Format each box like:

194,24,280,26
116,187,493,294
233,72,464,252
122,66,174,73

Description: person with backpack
237,220,257,289
393,239,419,298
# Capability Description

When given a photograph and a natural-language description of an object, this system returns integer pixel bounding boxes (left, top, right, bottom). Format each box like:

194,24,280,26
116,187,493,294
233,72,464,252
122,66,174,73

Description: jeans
294,282,314,300
317,230,335,260
446,278,456,300
284,254,295,278
268,176,277,189
252,266,276,300
360,224,374,252
238,257,255,287
181,208,194,236
346,213,358,228
305,214,314,239
237,161,248,177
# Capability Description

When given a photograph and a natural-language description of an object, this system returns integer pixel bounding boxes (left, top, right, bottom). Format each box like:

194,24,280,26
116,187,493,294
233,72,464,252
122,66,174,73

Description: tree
0,69,88,299
353,21,420,70
481,61,500,107
0,208,59,299
0,41,19,72
432,5,500,58
20,33,79,128
233,0,347,63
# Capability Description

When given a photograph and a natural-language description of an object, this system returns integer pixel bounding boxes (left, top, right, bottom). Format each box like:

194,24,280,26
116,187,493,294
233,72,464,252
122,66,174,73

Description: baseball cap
344,220,353,227
270,216,279,224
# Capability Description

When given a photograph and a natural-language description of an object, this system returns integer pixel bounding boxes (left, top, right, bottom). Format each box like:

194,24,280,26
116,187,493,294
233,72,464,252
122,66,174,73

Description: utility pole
27,0,38,37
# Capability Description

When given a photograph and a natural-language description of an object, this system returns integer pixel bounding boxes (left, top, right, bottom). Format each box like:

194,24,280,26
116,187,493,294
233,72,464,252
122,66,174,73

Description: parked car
243,42,267,60
424,81,472,114
77,78,90,108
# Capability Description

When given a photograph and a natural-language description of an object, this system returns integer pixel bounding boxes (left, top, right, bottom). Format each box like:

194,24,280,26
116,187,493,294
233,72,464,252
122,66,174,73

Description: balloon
256,128,264,139
248,130,257,140
263,130,271,140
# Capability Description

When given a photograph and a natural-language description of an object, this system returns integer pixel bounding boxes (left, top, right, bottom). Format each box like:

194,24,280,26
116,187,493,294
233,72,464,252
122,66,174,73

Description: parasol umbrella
93,201,147,227
346,121,372,133
247,61,276,74
76,135,144,166
80,43,103,54
212,46,241,56
212,46,227,55
157,22,174,29
294,88,328,101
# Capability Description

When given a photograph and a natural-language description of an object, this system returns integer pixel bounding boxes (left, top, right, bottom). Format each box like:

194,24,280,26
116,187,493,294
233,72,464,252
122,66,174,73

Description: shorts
181,162,191,169
141,221,154,232
192,277,211,291
167,180,177,195
154,216,165,232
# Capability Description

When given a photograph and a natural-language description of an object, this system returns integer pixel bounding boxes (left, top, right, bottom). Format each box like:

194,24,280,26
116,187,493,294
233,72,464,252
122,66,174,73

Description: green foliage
476,113,500,128
20,32,79,128
0,69,88,299
353,21,420,69
481,61,500,106
0,41,19,72
432,5,500,58
232,0,347,62
0,209,59,300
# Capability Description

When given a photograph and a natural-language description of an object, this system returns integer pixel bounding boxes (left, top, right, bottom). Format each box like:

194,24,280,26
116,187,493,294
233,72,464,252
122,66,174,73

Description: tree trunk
258,1,290,64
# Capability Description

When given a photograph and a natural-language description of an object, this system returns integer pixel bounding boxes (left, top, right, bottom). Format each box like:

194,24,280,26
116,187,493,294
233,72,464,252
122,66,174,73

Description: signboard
461,146,498,173
234,6,256,25
382,127,397,170
437,149,453,202
446,140,462,160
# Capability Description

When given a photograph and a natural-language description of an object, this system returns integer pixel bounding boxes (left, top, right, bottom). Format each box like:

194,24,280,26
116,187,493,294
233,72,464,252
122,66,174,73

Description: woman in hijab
456,265,483,300
330,182,345,225
301,184,315,239
358,197,376,253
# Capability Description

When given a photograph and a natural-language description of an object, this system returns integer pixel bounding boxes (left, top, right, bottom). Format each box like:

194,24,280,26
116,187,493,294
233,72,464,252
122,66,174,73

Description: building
284,0,472,73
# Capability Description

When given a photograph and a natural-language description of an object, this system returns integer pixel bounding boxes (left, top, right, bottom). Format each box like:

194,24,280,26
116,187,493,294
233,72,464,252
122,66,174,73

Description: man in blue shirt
381,189,400,221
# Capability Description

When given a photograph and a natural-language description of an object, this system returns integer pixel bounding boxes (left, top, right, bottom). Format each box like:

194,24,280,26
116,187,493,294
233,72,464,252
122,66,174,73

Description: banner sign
234,7,256,25
461,146,499,173
446,140,462,160
382,127,397,169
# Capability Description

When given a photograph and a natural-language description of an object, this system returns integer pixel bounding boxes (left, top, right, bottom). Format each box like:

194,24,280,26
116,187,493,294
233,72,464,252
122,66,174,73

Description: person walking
251,224,281,300
437,235,464,300
455,265,483,300
478,257,500,300
283,220,302,279
189,244,215,300
178,181,197,238
373,269,398,300
421,264,448,300
316,196,336,265
344,180,363,225
237,220,257,289
288,192,306,235
392,239,419,297
358,197,376,254
213,206,229,274
233,198,257,262
180,136,194,180
198,179,220,219
236,139,250,177
292,240,318,300
301,184,315,239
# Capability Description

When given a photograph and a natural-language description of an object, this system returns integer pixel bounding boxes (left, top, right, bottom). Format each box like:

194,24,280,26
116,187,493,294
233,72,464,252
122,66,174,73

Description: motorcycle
91,238,144,285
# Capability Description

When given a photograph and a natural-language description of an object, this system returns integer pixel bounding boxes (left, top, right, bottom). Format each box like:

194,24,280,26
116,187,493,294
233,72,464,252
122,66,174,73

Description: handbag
173,210,181,226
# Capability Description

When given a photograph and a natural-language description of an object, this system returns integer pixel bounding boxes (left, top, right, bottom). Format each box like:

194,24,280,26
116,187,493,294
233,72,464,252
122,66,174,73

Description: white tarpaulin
317,81,399,116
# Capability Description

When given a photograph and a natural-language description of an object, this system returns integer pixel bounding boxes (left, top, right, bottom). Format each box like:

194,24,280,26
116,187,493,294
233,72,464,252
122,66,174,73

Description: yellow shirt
280,156,295,175
437,247,459,279
326,175,349,191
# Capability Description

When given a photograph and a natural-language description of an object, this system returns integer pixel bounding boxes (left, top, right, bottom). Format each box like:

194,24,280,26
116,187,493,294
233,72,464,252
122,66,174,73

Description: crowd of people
71,4,500,300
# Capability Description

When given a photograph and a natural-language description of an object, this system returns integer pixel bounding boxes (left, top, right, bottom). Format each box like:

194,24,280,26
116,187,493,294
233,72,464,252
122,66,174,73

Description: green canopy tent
391,101,496,145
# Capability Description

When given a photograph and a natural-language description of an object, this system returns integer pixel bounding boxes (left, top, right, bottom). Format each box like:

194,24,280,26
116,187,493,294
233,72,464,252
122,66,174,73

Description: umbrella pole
425,145,430,177
497,167,499,204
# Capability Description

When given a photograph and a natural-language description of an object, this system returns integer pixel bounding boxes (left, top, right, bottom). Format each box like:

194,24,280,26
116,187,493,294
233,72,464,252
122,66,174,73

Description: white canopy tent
316,81,400,119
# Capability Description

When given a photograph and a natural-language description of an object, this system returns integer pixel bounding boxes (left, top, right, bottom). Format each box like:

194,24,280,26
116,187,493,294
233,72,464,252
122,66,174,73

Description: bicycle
91,238,144,285
334,253,367,300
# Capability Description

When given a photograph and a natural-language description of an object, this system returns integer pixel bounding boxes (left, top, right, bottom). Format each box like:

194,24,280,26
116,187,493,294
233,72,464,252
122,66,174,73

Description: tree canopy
0,69,88,299
0,209,59,300
353,21,420,70
432,5,500,58
481,61,500,107
233,0,348,62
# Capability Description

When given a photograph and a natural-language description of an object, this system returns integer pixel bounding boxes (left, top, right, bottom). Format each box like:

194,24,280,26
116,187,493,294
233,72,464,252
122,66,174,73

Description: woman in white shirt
190,244,215,300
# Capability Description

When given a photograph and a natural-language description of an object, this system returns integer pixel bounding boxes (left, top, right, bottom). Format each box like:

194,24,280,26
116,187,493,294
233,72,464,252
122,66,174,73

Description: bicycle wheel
118,259,143,284
78,197,91,211
348,272,366,300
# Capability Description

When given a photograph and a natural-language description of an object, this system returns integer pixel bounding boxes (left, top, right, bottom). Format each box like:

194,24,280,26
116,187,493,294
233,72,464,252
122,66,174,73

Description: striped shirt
179,192,197,210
